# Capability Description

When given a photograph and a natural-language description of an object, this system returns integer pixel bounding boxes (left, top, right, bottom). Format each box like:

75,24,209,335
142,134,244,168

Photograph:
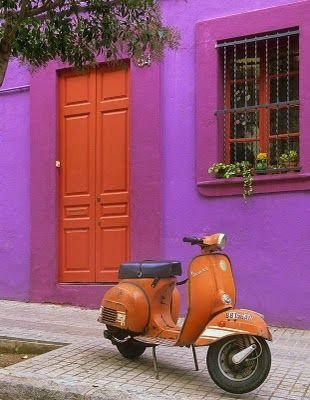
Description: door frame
29,60,162,307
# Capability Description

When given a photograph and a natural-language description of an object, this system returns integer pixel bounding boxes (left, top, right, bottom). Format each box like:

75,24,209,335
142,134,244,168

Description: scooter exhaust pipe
232,344,257,364
103,329,131,344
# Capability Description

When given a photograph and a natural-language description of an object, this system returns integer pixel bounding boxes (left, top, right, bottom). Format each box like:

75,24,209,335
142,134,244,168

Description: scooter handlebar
183,236,203,245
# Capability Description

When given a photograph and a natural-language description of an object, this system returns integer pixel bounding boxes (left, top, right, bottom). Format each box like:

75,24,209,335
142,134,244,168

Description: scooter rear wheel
116,339,146,359
106,325,146,359
206,334,271,394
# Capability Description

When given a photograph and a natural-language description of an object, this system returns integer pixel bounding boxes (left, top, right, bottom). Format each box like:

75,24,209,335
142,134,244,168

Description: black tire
106,325,146,359
206,335,271,394
116,339,146,359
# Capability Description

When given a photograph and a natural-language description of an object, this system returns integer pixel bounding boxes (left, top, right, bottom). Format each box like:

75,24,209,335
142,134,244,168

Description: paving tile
0,300,309,400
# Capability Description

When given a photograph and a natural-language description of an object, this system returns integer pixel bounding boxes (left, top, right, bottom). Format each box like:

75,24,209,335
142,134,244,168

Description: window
196,2,310,197
216,29,299,170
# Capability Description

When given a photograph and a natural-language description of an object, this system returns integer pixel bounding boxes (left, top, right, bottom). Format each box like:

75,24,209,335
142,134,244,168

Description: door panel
100,68,129,100
64,115,91,194
59,71,96,283
65,74,91,105
59,65,130,283
96,66,130,282
100,111,129,191
64,228,91,272
98,227,129,281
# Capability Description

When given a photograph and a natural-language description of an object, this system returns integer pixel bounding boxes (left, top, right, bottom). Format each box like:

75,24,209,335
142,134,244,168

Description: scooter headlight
221,293,232,305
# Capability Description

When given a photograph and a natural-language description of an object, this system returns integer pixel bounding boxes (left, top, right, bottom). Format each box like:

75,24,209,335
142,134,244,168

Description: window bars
216,28,299,170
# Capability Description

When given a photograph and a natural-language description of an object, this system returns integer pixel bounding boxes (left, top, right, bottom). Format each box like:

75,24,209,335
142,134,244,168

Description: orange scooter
98,234,272,394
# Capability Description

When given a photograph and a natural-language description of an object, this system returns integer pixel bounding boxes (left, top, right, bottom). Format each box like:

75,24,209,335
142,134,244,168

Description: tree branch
18,0,31,20
0,21,16,86
25,0,67,17
25,0,123,18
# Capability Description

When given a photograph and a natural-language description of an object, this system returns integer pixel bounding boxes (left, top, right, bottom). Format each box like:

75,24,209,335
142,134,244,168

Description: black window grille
216,28,300,171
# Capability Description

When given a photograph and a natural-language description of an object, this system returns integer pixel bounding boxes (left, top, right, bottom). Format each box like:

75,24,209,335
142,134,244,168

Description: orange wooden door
95,66,130,282
58,65,130,283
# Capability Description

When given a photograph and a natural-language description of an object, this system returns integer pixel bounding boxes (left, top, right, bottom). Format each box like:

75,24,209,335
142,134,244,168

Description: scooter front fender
195,308,272,346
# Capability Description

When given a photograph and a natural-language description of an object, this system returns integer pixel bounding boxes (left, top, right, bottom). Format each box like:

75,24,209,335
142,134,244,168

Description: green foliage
208,161,254,201
0,0,179,84
279,150,298,164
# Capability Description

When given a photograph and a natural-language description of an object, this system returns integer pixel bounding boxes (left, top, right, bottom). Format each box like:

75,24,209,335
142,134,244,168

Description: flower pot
282,161,298,168
255,160,267,171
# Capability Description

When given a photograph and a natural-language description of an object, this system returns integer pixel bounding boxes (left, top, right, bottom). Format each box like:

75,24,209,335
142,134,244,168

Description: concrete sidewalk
0,300,308,400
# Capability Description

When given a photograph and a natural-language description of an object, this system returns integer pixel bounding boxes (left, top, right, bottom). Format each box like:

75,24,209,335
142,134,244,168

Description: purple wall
0,0,309,329
160,0,310,328
0,61,30,300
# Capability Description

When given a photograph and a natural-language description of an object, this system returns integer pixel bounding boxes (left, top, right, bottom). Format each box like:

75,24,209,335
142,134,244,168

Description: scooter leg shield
203,309,272,342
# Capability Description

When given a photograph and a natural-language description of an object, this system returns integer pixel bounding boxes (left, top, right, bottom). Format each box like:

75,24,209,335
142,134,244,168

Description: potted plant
255,153,268,173
208,161,253,201
207,163,236,179
279,150,298,168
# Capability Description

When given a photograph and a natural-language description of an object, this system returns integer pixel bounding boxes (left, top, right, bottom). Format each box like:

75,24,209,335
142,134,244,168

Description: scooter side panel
194,309,272,346
99,282,149,333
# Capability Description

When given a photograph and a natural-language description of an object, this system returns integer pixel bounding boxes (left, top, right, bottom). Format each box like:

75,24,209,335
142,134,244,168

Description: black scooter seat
118,260,182,279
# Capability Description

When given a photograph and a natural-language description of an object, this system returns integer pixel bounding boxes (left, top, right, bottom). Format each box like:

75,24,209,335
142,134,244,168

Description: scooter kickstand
191,345,199,371
152,346,160,379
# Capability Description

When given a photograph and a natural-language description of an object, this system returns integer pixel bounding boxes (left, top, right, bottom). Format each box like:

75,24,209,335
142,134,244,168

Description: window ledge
197,173,310,197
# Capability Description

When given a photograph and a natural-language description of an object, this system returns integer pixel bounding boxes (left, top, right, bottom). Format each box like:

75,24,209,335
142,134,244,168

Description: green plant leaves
208,161,254,201
0,0,180,83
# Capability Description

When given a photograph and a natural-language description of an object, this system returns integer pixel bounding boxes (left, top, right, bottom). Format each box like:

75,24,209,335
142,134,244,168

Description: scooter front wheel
206,334,271,394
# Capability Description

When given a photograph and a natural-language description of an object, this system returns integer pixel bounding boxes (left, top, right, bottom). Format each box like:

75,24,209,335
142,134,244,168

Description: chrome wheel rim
217,336,259,381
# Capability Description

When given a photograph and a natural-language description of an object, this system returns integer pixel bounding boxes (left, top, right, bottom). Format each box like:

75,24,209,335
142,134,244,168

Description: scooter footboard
196,309,272,346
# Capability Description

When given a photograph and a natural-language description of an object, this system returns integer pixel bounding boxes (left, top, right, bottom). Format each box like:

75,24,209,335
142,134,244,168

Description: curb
0,375,136,400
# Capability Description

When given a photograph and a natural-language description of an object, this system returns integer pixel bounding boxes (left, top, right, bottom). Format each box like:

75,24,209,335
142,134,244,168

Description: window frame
196,2,310,197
